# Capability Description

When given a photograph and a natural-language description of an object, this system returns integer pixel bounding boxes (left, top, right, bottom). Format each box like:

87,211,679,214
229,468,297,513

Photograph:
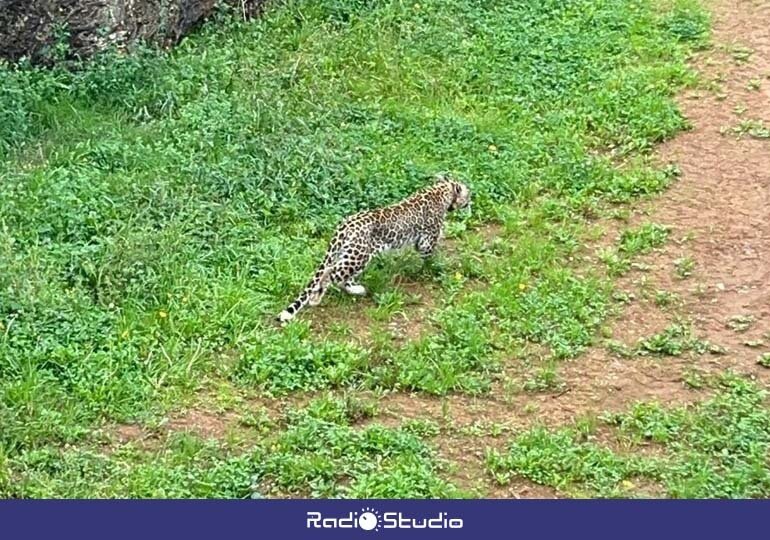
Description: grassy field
3,0,761,499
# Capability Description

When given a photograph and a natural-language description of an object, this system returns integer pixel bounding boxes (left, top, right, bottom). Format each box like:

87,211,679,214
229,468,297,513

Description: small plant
489,377,770,498
523,363,565,393
730,119,770,139
619,223,670,256
635,324,710,357
682,369,706,389
612,290,634,304
402,418,441,437
654,290,680,308
674,256,695,279
369,290,407,322
239,409,274,433
757,353,770,368
732,103,747,116
661,6,709,44
729,44,753,63
606,339,634,358
726,314,756,333
600,223,669,278
599,248,631,277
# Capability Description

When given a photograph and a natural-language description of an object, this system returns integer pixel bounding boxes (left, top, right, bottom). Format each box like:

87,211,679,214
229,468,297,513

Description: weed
635,324,710,357
726,314,756,333
254,397,461,498
682,368,706,389
728,44,753,63
674,256,696,279
522,362,565,393
620,224,670,256
729,119,770,139
654,290,680,308
601,223,669,277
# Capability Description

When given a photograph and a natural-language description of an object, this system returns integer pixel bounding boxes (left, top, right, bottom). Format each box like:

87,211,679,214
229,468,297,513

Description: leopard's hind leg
330,250,373,296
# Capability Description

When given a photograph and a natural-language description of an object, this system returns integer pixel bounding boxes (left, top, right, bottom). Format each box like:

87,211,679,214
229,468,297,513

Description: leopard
277,175,471,323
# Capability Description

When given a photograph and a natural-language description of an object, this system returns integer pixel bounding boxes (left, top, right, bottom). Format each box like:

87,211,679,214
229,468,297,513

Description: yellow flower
488,144,498,153
518,283,527,291
454,272,463,281
158,310,168,319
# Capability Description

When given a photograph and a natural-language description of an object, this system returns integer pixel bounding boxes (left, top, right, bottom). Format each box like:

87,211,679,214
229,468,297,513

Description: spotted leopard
277,176,471,322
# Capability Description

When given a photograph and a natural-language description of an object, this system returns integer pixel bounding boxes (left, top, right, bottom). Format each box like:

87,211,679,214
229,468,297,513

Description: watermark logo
306,507,463,531
358,507,381,531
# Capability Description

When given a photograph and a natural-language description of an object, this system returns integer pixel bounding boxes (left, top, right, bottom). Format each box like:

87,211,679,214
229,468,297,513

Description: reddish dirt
616,0,770,380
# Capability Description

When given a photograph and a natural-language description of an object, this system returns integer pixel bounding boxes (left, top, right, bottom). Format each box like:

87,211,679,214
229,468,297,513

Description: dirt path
647,0,770,375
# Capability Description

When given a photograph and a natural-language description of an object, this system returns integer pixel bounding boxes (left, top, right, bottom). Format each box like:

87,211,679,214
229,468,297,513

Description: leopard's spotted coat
278,176,471,322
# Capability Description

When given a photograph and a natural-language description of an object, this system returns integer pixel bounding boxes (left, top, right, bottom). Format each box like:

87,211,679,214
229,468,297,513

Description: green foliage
619,223,670,255
726,314,756,333
9,395,457,498
0,0,708,497
488,376,770,498
386,307,498,395
674,256,696,278
8,434,258,498
487,427,655,496
602,222,670,276
234,323,369,393
757,353,770,368
635,324,710,356
254,396,461,497
494,269,610,359
522,362,565,393
660,2,710,44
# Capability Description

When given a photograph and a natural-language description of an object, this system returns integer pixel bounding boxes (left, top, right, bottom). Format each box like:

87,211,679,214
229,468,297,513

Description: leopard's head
449,181,471,211
436,174,471,211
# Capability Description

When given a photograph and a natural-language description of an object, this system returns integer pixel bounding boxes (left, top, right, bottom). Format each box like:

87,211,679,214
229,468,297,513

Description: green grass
606,322,718,358
619,223,670,255
7,394,461,498
635,323,711,356
601,222,670,276
0,0,712,497
487,375,770,498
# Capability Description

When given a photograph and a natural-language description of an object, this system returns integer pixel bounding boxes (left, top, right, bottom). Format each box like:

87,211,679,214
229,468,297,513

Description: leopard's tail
277,246,338,323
